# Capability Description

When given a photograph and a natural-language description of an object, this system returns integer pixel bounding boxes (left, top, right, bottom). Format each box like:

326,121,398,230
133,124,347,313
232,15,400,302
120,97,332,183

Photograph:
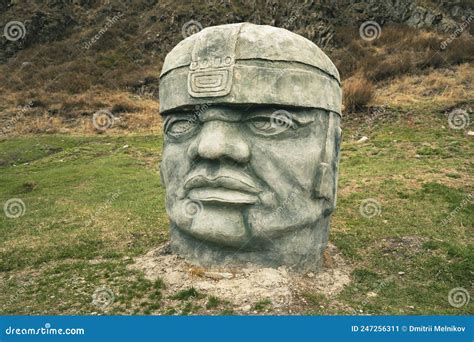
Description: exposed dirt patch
379,236,428,259
130,242,353,314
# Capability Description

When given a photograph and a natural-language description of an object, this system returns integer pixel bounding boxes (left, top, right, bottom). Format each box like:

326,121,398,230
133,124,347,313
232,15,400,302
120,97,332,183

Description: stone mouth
188,187,259,204
184,174,260,194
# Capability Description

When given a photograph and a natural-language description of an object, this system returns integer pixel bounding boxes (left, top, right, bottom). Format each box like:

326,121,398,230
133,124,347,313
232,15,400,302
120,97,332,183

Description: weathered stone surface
159,23,342,271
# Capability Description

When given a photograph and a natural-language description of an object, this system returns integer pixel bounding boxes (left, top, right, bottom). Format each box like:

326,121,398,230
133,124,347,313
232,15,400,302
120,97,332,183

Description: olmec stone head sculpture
159,23,341,271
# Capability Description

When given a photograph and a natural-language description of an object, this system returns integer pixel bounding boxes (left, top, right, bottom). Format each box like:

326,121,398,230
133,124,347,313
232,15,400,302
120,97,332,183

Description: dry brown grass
0,89,162,135
375,63,474,107
342,75,375,112
330,24,474,82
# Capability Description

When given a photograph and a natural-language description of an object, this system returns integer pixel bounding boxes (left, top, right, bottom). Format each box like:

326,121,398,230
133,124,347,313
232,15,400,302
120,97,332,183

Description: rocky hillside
0,0,472,134
1,0,472,61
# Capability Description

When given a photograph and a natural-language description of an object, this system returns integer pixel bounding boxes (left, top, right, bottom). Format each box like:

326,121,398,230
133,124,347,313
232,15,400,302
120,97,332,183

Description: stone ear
314,162,334,203
314,112,341,209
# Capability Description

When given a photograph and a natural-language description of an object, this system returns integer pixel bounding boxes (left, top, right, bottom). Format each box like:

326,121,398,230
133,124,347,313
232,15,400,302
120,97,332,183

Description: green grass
0,104,473,315
170,288,202,301
331,104,473,315
252,299,272,312
206,296,221,309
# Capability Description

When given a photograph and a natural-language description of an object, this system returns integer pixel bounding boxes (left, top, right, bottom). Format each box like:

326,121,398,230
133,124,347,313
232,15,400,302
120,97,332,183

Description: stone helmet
159,22,341,116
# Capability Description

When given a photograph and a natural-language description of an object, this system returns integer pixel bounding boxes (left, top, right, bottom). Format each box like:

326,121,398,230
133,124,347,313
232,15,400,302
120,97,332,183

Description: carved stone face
160,105,341,269
159,23,342,270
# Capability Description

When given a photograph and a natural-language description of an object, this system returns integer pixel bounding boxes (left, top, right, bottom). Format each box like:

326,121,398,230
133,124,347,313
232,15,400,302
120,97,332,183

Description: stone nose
188,121,250,164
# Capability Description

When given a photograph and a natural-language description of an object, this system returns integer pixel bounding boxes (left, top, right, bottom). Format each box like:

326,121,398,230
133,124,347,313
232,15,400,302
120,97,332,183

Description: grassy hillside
1,100,472,315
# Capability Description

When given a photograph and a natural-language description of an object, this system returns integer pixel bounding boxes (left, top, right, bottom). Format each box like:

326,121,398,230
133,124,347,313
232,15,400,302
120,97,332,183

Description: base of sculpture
130,241,352,313
170,217,331,272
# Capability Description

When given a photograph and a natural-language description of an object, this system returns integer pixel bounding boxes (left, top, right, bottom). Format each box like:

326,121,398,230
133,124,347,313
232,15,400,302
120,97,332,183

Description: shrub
365,52,414,81
343,75,375,112
442,36,474,65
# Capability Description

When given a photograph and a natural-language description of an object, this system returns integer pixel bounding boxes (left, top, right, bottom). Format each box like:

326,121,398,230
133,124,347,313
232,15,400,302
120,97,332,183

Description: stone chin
172,200,251,248
169,214,332,271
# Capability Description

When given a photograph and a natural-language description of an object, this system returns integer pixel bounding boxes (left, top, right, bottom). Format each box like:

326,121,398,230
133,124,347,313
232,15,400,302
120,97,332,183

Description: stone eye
250,117,273,131
166,119,197,137
246,115,295,136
